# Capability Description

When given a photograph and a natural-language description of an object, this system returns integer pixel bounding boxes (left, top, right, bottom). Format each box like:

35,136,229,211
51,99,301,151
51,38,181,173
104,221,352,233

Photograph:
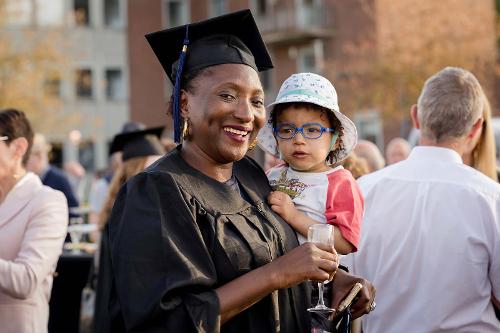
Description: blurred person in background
463,93,498,182
0,109,68,332
97,127,165,230
385,137,411,165
63,160,87,202
342,153,370,179
354,140,385,172
87,121,145,234
347,67,500,332
87,152,121,237
26,133,79,216
93,126,165,333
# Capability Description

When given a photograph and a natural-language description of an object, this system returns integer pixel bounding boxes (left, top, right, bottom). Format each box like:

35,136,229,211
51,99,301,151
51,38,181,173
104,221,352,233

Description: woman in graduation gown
99,10,375,332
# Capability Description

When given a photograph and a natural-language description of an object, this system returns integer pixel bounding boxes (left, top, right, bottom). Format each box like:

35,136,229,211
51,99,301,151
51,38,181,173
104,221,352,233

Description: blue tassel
173,26,190,143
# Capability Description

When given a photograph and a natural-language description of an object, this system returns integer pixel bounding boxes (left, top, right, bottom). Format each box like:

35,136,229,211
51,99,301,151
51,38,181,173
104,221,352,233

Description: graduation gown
99,149,310,332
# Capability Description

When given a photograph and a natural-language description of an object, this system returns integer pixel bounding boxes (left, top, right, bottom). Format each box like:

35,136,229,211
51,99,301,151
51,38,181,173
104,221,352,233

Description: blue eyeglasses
274,123,335,140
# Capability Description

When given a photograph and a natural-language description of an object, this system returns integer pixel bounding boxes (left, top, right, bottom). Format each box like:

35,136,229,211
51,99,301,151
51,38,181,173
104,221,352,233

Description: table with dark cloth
48,251,93,333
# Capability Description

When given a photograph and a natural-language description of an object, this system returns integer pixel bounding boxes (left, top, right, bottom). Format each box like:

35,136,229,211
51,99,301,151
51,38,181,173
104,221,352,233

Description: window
4,0,32,26
259,70,272,92
254,0,268,16
297,47,316,73
164,0,188,27
105,69,124,100
210,0,226,16
104,0,122,28
74,0,90,26
37,0,64,26
44,71,61,97
354,111,384,148
76,69,93,98
4,0,64,26
49,142,64,167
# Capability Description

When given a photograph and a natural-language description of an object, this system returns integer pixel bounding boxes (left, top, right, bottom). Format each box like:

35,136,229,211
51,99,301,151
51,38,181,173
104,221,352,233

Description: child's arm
267,191,355,254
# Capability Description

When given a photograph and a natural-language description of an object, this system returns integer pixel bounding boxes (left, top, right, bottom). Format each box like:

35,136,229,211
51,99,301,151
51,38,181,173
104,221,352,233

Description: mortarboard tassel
173,26,190,143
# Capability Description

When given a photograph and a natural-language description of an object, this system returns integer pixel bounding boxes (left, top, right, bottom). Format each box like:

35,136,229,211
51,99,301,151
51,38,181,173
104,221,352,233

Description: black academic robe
98,149,310,332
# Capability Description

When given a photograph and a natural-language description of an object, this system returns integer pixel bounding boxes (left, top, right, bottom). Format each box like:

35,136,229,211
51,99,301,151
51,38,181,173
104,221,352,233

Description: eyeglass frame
273,122,336,140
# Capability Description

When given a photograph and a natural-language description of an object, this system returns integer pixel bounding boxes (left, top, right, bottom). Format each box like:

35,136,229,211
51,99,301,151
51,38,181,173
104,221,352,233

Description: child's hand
268,190,297,223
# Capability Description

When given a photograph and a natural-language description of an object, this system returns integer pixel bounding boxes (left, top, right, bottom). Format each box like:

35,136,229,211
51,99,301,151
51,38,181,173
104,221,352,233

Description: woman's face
184,64,265,164
0,138,19,180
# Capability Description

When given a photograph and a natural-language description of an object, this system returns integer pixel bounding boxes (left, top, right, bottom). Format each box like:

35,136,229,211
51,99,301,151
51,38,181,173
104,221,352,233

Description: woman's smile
223,125,251,143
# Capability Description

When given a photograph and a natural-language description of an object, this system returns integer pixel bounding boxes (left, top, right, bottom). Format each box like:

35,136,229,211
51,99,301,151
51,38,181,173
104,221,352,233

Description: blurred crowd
0,8,499,333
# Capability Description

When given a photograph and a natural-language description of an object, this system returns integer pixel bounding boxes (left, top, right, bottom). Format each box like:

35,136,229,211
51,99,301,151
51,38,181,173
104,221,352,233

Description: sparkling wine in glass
69,217,84,253
307,224,335,313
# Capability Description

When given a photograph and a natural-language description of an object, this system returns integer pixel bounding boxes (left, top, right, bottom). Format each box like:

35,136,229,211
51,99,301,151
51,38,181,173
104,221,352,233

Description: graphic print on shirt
270,169,308,199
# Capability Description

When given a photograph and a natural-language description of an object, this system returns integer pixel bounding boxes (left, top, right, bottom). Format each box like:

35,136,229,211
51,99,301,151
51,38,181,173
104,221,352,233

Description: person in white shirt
346,67,500,332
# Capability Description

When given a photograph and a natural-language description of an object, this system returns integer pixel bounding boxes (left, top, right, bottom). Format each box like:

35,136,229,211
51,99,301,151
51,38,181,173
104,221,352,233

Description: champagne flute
69,217,84,253
307,224,335,313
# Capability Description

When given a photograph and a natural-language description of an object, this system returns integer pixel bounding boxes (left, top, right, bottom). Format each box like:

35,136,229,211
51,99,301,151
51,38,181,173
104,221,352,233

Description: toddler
258,73,363,254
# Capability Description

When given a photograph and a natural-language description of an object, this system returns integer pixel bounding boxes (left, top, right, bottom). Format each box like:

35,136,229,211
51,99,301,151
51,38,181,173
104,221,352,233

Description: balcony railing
256,4,331,33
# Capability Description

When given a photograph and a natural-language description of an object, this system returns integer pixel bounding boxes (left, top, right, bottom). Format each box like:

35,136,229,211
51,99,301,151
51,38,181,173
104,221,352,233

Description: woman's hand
266,242,338,290
330,269,376,319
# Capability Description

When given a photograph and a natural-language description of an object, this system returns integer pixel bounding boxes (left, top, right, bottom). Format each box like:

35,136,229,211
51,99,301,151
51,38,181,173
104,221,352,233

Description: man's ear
468,117,483,140
180,90,190,118
410,104,420,130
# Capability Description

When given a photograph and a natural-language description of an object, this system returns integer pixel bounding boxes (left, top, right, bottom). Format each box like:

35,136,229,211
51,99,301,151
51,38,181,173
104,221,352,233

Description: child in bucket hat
258,72,364,254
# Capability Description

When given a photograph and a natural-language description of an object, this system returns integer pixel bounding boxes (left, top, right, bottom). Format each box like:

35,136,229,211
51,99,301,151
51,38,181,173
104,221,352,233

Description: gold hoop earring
248,138,258,151
182,119,190,140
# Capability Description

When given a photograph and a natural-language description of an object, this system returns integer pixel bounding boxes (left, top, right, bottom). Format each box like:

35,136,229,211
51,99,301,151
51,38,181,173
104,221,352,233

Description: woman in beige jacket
0,109,68,333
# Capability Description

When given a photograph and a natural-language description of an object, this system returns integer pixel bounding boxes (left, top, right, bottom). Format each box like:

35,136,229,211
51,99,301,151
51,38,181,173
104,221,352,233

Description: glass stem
317,282,325,307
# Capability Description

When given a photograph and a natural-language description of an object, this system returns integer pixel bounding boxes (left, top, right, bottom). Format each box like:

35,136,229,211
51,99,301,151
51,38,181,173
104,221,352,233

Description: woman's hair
470,94,498,181
99,156,149,228
0,108,34,165
417,67,484,143
269,102,345,165
181,67,214,94
342,153,370,179
167,67,214,128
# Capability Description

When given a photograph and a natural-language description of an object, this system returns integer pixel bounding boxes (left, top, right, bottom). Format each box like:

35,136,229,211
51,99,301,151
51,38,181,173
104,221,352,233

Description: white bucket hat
257,72,357,162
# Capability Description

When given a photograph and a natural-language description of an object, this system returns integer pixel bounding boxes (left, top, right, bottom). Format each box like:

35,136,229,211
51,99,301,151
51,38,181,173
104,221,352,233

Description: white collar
408,146,463,164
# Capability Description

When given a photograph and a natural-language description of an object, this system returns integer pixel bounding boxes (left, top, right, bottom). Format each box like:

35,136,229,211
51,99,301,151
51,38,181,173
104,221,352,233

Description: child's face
275,105,335,173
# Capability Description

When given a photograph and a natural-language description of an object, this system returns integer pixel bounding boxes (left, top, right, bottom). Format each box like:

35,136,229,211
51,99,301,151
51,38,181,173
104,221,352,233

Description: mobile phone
337,282,363,313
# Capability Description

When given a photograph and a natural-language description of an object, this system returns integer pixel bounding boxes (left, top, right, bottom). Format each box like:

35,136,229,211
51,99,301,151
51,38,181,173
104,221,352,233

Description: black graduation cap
109,127,165,162
145,9,273,143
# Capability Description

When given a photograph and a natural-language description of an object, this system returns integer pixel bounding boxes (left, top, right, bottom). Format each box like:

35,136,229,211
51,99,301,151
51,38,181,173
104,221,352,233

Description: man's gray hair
417,67,484,142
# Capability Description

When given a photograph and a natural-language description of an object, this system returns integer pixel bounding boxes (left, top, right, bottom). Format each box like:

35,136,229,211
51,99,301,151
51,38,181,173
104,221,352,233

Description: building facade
4,0,129,170
128,0,497,159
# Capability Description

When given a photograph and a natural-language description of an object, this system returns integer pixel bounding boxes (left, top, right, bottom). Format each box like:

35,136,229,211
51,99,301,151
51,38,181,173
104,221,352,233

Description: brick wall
127,0,168,128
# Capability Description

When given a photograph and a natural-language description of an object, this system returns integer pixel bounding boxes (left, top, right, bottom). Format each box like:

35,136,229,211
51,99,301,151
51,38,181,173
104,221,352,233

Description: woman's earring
248,138,258,151
182,118,190,140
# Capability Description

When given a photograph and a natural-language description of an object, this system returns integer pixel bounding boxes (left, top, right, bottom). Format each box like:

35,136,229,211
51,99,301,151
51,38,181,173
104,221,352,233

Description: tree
0,0,77,134
326,0,498,137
